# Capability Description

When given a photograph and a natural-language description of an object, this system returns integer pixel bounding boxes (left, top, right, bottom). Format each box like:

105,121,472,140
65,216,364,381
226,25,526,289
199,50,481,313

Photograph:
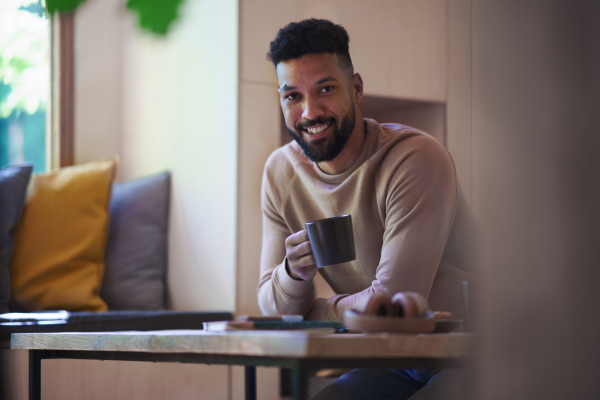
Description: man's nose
302,95,324,121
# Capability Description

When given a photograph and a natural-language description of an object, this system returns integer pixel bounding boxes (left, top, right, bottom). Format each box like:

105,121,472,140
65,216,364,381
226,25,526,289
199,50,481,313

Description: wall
73,0,124,171
446,0,472,205
74,0,238,312
120,0,238,312
471,1,600,398
359,96,447,145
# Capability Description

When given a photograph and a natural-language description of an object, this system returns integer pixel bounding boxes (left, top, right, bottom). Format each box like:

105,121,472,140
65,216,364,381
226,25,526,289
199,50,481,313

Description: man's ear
352,73,364,105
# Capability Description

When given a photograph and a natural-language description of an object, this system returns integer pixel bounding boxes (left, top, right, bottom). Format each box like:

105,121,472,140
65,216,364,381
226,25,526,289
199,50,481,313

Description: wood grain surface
11,330,471,358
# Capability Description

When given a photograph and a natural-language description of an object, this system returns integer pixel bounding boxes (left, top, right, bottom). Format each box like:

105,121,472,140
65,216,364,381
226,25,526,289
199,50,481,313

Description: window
0,0,49,173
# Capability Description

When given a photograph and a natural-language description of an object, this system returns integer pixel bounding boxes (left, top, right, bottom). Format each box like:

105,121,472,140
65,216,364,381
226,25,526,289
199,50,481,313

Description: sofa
0,160,234,399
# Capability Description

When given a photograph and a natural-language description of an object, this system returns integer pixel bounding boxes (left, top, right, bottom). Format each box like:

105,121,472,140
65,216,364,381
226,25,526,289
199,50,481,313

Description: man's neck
317,118,366,175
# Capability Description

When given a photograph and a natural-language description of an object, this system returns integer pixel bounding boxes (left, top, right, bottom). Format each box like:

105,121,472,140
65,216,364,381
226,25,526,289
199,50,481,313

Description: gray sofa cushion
101,172,170,310
0,164,33,313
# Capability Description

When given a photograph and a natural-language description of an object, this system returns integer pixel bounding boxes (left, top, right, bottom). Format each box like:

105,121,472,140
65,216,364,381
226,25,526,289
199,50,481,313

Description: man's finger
293,254,316,268
432,311,455,320
285,230,310,247
287,241,313,260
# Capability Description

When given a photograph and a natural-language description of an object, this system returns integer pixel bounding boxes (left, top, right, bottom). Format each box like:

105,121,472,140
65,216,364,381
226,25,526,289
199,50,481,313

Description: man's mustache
296,116,336,131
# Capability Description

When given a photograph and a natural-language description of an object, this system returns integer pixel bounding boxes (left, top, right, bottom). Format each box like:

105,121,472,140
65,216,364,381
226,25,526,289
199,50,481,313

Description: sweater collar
314,118,378,184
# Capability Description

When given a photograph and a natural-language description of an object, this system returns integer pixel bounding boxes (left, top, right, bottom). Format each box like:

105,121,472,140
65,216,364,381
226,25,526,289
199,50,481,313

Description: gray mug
305,214,356,268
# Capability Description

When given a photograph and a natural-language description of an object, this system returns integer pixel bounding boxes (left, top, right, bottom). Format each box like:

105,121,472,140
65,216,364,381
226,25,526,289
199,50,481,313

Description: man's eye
285,93,300,101
321,86,334,93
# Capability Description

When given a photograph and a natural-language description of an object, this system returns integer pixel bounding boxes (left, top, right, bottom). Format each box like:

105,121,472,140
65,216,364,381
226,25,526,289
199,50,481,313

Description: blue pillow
101,172,170,310
0,164,33,313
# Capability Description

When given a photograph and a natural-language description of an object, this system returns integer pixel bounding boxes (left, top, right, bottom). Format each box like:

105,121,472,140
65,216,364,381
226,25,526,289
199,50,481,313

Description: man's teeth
305,124,328,134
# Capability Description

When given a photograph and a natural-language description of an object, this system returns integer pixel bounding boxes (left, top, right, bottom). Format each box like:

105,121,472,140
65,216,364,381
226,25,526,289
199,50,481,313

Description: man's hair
267,18,353,75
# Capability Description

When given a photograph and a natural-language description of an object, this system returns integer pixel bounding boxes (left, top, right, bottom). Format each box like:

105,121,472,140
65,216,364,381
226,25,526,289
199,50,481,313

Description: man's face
276,53,358,163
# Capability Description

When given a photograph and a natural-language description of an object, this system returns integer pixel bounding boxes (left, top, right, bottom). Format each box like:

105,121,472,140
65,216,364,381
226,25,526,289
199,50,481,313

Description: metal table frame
27,349,460,400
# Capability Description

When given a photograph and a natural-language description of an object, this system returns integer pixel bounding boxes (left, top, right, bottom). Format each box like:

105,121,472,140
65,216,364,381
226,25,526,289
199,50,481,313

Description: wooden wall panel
360,96,447,145
51,12,75,168
0,349,28,400
231,366,281,400
1,349,231,400
240,0,448,102
73,0,124,173
472,1,600,398
446,0,472,205
236,82,281,316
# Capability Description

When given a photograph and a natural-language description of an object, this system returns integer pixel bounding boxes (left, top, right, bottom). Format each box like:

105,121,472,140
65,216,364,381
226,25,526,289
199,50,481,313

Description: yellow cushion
9,158,117,311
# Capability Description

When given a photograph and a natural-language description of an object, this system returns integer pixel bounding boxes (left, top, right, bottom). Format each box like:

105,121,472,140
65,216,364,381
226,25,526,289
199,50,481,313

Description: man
258,18,474,399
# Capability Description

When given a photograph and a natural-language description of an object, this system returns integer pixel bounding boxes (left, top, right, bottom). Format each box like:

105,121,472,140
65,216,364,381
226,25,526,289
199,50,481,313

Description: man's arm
306,138,459,320
257,157,315,316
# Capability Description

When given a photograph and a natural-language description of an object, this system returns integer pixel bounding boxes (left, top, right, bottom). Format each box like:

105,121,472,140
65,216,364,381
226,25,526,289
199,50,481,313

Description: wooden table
11,330,471,400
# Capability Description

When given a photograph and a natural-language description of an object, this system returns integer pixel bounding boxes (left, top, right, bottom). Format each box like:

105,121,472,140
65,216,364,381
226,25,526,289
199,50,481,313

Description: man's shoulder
263,141,308,191
369,123,454,180
374,122,441,147
369,121,450,165
264,141,302,174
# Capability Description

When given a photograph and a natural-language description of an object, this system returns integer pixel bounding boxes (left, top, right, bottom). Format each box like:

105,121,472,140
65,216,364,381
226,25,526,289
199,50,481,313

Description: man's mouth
304,123,329,134
302,123,331,139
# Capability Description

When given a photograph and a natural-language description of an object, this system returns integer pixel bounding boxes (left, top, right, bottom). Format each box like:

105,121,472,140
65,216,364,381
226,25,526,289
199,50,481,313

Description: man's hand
432,311,455,320
285,230,318,281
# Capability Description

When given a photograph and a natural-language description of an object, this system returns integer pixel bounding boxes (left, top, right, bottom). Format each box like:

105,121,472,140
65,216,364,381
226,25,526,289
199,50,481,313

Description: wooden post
51,11,75,169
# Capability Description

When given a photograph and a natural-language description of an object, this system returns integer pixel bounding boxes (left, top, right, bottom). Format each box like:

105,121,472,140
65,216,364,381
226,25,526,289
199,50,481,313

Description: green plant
0,0,49,118
45,0,87,14
126,0,184,35
45,0,184,35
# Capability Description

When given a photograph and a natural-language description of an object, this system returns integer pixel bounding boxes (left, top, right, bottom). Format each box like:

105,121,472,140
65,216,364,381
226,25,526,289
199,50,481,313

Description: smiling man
257,19,474,399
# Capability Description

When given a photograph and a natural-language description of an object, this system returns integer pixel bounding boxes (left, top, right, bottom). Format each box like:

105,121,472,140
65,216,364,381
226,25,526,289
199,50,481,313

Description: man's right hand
285,230,318,281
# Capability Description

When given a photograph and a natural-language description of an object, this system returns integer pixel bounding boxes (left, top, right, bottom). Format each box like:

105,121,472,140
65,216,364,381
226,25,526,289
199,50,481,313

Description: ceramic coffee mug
305,214,356,268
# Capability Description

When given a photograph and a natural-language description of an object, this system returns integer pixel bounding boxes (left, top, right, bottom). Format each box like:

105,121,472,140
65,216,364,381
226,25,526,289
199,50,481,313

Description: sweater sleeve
257,153,315,316
307,137,458,320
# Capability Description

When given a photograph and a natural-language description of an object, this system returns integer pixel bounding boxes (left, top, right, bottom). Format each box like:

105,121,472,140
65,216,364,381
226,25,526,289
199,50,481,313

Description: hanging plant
44,0,183,35
126,0,184,35
45,0,87,14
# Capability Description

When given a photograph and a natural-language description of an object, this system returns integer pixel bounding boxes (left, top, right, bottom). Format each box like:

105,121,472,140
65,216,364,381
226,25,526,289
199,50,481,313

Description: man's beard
286,103,356,163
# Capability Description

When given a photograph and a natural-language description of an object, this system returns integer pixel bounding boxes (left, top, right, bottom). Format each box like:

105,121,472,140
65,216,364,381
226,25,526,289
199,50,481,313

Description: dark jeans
311,368,451,400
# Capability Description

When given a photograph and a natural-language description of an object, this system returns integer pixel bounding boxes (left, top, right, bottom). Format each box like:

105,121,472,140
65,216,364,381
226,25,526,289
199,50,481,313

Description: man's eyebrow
280,76,340,92
316,76,339,85
280,84,297,92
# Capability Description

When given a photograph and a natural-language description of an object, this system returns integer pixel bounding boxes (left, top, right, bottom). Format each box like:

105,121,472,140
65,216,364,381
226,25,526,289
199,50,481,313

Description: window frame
50,11,74,169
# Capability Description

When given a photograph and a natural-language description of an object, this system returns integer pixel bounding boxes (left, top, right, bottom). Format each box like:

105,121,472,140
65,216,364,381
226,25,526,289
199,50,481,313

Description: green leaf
9,58,33,74
126,0,184,35
45,0,88,15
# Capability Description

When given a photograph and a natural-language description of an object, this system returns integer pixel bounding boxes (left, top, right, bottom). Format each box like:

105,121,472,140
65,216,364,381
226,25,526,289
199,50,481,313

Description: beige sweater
258,119,475,320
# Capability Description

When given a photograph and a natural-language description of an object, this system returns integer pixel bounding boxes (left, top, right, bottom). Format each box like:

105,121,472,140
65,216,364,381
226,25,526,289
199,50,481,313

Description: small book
236,314,304,322
203,320,343,332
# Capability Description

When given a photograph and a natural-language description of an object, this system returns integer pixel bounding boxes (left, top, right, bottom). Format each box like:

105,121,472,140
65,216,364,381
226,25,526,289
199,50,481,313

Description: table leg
245,366,257,400
29,350,42,400
291,361,309,400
